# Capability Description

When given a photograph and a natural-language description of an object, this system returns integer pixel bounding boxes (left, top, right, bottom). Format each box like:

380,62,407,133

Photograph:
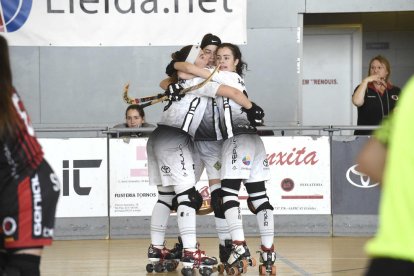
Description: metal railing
34,125,379,137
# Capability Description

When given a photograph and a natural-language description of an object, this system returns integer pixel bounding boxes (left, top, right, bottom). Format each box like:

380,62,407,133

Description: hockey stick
123,83,165,105
123,66,219,108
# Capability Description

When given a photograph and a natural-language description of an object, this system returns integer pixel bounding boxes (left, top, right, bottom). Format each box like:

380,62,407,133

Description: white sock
177,204,196,249
224,207,245,242
150,202,171,246
215,217,231,245
256,209,274,248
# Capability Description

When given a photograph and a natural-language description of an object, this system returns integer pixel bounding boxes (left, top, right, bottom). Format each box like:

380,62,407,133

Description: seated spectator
112,105,154,138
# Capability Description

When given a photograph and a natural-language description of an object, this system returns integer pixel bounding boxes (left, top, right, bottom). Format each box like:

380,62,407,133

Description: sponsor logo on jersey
32,174,43,236
0,0,33,32
346,164,379,188
2,217,17,236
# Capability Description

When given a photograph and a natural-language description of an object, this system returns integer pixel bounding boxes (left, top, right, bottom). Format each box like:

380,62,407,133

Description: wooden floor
40,237,371,276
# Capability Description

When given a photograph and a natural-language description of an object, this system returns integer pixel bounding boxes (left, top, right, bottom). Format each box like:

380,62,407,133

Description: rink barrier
35,126,379,239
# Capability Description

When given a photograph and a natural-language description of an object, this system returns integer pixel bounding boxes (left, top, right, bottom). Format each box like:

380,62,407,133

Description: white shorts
193,140,223,181
147,126,196,186
221,134,270,183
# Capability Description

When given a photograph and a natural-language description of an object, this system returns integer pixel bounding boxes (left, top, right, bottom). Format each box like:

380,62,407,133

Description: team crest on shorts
213,161,222,171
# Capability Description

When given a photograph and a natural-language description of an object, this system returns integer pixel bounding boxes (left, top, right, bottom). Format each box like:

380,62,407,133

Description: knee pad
221,189,240,213
211,189,225,218
221,179,242,213
175,187,203,211
245,181,274,214
247,196,274,214
221,179,242,191
157,190,175,211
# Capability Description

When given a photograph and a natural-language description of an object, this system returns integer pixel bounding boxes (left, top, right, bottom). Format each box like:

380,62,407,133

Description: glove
243,102,265,126
165,83,184,101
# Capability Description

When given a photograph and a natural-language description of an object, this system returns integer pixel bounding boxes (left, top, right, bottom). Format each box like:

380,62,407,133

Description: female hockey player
0,35,60,276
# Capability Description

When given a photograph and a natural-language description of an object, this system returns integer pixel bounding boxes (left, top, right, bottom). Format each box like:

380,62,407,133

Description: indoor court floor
40,236,371,275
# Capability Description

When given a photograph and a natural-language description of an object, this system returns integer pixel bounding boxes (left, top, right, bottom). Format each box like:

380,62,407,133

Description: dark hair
0,35,19,140
368,55,391,82
217,43,247,77
200,33,221,49
125,104,145,119
165,45,193,80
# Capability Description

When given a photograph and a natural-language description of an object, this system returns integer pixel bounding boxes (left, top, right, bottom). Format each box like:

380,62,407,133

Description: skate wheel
154,262,164,273
146,263,154,273
240,259,248,270
249,257,257,267
259,264,266,275
229,266,239,275
271,265,277,275
181,267,193,276
199,267,213,276
217,263,225,274
165,262,176,272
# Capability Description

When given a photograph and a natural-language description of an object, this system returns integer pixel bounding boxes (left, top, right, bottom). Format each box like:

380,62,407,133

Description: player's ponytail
166,45,195,82
0,35,19,140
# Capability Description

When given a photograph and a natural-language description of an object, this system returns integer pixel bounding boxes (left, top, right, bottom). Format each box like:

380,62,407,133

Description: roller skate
222,240,256,275
169,236,183,264
217,239,233,274
146,238,183,273
257,245,277,275
180,244,218,276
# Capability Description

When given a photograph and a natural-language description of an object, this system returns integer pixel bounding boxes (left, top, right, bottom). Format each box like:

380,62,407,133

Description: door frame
300,25,362,127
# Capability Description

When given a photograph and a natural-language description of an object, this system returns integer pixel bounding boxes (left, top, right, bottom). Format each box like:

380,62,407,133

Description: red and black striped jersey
0,90,43,184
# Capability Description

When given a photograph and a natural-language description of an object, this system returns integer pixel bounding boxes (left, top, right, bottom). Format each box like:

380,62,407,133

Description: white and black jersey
158,72,220,138
213,71,257,139
194,97,222,141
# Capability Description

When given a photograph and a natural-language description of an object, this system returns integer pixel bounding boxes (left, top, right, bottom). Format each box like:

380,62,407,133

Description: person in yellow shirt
357,75,414,275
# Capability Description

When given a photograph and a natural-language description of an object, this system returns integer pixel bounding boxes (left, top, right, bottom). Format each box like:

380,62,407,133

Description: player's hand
243,102,265,126
165,83,184,101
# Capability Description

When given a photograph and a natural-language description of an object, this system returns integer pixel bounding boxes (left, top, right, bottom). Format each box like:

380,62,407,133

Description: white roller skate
257,244,277,275
223,240,256,275
180,244,218,276
146,238,183,273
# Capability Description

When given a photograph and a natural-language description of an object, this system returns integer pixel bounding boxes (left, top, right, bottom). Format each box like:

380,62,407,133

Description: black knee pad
211,189,225,219
157,190,175,211
6,254,41,276
221,179,242,191
221,189,240,213
245,181,274,214
176,187,203,211
247,196,274,214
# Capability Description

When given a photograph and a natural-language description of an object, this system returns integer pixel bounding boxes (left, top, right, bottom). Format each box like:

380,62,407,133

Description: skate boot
180,244,218,276
217,239,232,274
224,241,256,275
146,240,182,273
257,245,277,275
